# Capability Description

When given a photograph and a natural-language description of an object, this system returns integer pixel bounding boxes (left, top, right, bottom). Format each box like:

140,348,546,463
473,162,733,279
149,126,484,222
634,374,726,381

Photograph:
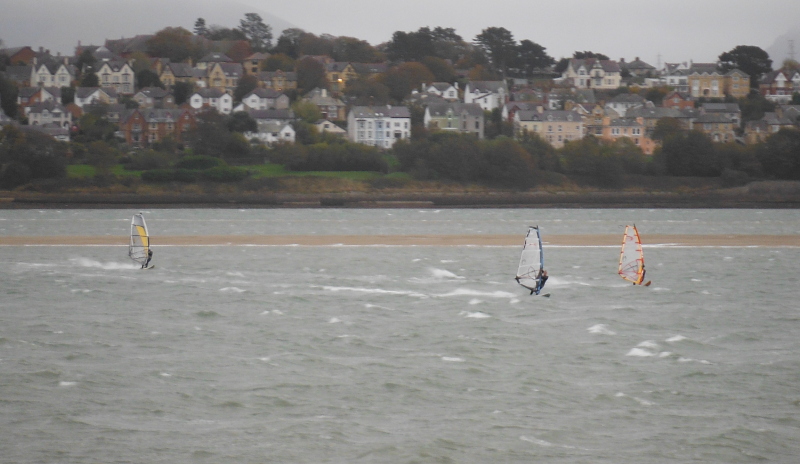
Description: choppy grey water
1,209,799,463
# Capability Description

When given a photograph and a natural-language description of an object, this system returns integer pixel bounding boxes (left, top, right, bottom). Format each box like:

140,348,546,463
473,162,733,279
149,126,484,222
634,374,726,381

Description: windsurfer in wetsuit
142,249,153,268
533,270,548,294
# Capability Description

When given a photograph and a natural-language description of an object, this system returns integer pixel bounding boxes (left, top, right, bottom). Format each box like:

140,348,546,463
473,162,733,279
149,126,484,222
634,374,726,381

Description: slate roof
688,63,720,75
626,107,683,119
26,100,68,115
246,108,296,121
466,81,507,94
3,65,32,83
516,110,582,122
198,53,233,64
193,88,228,98
219,62,243,77
351,62,388,74
426,102,483,118
165,63,195,78
136,87,171,99
701,103,740,113
350,106,411,119
570,58,621,73
247,88,285,99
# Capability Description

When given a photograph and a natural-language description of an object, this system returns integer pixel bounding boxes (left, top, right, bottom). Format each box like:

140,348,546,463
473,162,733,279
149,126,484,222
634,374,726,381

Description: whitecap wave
442,357,464,362
220,287,246,293
71,258,138,270
438,288,517,299
460,311,491,319
666,335,686,342
428,268,464,279
321,286,427,298
588,324,616,335
626,348,656,357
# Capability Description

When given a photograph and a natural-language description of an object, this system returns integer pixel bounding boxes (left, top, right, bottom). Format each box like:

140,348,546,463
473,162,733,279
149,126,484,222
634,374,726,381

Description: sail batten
516,226,544,294
129,213,150,265
619,224,644,284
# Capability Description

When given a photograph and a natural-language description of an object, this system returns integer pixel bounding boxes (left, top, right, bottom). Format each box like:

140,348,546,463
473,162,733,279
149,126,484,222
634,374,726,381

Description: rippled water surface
1,209,799,463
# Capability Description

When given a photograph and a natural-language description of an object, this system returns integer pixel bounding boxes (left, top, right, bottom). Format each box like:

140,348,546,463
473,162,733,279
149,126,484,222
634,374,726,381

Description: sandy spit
2,234,799,247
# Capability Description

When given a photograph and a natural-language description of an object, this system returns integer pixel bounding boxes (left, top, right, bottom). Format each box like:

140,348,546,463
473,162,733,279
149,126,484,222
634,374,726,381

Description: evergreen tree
239,13,272,52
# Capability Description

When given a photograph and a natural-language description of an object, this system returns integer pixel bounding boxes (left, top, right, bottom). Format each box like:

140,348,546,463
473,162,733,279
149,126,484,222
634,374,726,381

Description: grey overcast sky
2,0,800,66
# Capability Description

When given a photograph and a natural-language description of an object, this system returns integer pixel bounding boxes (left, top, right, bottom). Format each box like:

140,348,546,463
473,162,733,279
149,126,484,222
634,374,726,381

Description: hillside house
759,68,800,103
424,102,485,138
118,108,195,147
561,59,622,90
464,81,508,111
348,105,411,148
189,88,233,114
514,109,584,148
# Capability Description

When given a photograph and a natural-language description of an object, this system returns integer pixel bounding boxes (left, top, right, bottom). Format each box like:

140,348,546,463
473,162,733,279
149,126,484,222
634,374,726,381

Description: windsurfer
638,266,646,285
142,249,153,268
535,270,548,294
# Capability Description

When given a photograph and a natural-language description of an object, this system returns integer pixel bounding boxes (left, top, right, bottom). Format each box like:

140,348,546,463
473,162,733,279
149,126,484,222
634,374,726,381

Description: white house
25,101,72,128
74,87,118,108
189,88,233,114
236,88,290,111
30,59,76,88
424,82,459,101
464,81,508,111
605,94,651,117
313,119,347,137
95,60,135,95
347,105,411,148
561,59,622,90
244,121,295,145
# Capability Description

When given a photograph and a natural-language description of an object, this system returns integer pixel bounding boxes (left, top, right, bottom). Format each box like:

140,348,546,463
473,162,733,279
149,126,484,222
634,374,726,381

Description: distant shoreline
3,234,799,247
2,189,800,209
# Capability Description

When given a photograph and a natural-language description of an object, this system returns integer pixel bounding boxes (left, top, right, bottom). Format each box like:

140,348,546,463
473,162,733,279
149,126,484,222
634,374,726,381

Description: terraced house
560,58,622,89
423,102,485,139
118,108,195,147
347,105,411,148
95,60,134,95
514,109,584,148
30,58,76,88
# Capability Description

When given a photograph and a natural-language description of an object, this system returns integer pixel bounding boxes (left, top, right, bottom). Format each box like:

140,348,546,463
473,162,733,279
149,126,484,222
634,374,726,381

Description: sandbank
1,234,799,247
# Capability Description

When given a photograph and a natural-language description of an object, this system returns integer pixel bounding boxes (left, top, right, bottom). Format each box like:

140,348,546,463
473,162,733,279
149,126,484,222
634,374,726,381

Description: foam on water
71,257,138,270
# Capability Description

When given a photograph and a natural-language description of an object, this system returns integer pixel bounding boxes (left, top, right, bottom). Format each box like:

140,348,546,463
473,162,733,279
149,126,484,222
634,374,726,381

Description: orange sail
618,225,645,284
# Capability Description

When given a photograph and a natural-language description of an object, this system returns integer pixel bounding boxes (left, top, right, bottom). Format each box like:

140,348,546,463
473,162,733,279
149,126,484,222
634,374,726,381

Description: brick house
118,108,195,147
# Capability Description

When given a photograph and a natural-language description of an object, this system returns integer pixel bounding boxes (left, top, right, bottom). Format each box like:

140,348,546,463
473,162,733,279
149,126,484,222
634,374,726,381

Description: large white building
347,106,411,148
463,81,508,111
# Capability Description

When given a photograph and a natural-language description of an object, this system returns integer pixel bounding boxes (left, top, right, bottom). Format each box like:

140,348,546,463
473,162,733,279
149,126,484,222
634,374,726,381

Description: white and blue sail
128,213,150,266
515,226,545,294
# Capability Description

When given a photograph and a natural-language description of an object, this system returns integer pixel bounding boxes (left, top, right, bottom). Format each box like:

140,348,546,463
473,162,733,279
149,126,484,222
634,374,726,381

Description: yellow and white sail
618,224,645,284
128,213,150,266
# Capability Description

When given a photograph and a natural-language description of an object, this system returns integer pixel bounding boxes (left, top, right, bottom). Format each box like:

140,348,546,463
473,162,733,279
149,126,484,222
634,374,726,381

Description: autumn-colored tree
420,56,456,83
332,36,381,63
296,57,327,95
233,74,259,102
225,40,253,62
147,27,198,63
381,62,435,102
263,54,295,72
